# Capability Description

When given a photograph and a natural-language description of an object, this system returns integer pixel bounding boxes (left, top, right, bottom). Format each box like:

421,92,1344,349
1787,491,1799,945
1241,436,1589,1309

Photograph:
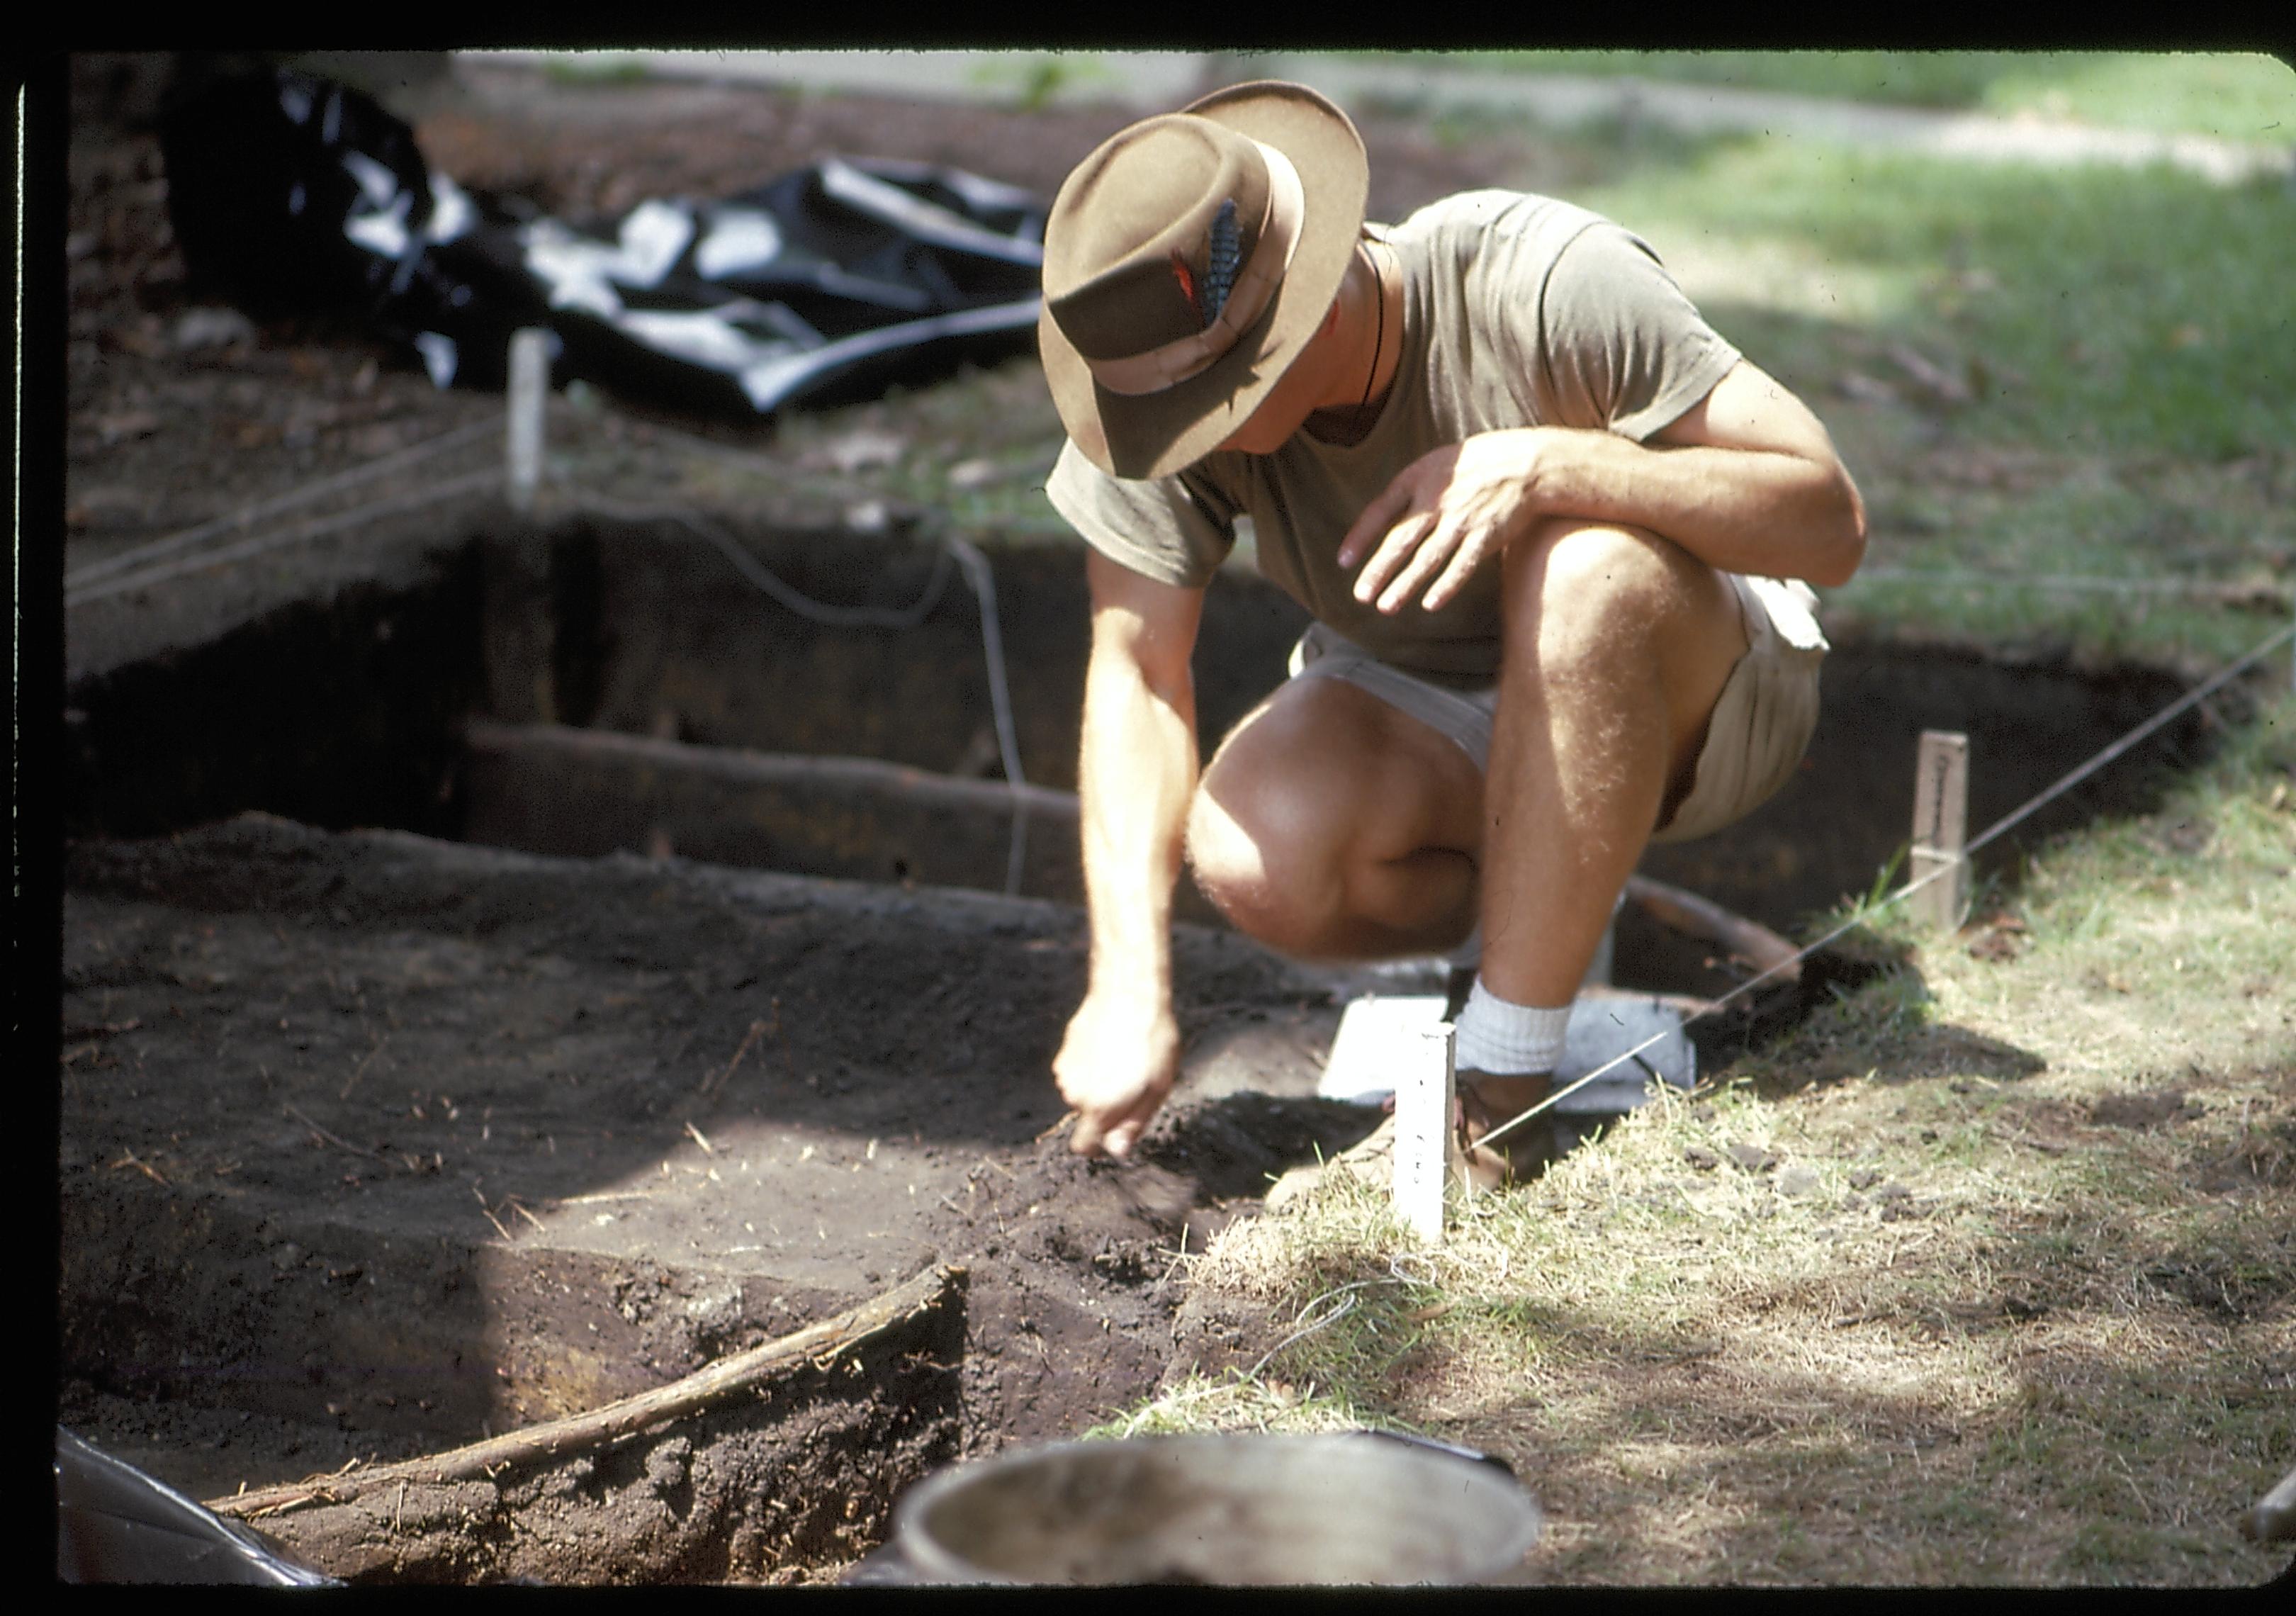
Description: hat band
1083,140,1307,399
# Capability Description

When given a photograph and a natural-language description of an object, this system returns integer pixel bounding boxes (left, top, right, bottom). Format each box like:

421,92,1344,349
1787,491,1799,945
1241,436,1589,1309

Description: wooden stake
507,328,551,515
1393,1023,1461,1243
1910,730,1971,932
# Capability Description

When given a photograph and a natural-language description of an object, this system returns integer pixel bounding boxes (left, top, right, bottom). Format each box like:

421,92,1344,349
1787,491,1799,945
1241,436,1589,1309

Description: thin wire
563,494,954,632
1471,615,2296,1154
1846,566,2290,602
64,468,506,608
64,413,506,590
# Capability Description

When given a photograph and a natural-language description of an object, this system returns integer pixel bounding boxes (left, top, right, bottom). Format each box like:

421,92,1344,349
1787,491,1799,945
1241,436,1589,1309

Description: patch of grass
1341,50,2296,142
539,53,653,88
962,52,1125,113
1111,697,2296,1583
549,356,1075,543
1569,140,2296,668
1587,142,2296,461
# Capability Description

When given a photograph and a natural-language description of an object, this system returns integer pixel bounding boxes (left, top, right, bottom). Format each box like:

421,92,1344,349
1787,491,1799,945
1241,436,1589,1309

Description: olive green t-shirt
1043,189,1743,685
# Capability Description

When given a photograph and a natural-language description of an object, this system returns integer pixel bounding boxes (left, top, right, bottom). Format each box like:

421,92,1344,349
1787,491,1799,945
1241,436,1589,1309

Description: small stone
816,427,907,474
1777,1164,1821,1198
1682,1145,1720,1172
1726,1141,1777,1174
171,305,257,351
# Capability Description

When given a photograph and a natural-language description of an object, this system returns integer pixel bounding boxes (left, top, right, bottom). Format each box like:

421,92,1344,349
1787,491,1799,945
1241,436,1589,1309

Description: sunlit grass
1108,697,2296,1583
1559,139,2296,669
1580,141,2296,462
1363,50,2296,143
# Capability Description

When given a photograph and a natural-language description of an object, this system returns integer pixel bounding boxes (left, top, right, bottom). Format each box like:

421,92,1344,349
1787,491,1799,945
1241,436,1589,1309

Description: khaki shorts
1285,573,1828,845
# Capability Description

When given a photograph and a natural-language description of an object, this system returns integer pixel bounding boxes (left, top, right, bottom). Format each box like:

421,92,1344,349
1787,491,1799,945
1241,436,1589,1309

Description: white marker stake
1393,1022,1460,1243
1910,729,1970,933
507,327,551,516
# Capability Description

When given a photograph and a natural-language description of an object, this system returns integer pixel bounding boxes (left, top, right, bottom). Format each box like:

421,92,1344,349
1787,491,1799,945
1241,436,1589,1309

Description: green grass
1101,695,2296,1583
1353,51,2296,143
539,52,653,87
1551,139,2296,668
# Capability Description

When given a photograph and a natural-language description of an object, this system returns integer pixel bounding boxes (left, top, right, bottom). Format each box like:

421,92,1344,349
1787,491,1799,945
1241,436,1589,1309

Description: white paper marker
1392,1021,1460,1242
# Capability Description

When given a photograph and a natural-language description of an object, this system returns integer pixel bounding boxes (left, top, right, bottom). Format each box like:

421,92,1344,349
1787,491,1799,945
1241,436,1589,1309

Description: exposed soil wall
63,518,2216,943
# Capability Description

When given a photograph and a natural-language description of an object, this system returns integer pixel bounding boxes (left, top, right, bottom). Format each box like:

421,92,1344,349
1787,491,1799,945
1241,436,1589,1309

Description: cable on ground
563,495,1031,896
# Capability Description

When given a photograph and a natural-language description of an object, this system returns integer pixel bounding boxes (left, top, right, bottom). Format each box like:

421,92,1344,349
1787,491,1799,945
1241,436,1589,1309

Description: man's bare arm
1339,359,1867,610
1053,548,1207,1158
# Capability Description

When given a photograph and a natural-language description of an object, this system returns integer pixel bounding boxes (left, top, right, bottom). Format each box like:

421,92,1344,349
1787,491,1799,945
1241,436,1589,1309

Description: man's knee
1184,695,1368,949
1183,773,1342,952
1504,520,1733,677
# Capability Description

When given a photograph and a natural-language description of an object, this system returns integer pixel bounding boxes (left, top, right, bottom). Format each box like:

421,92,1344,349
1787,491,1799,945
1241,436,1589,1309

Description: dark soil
56,811,1378,1581
50,55,2224,1584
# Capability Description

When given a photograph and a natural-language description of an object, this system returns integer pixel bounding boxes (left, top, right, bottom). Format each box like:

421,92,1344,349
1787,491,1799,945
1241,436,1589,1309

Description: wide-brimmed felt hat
1037,80,1369,481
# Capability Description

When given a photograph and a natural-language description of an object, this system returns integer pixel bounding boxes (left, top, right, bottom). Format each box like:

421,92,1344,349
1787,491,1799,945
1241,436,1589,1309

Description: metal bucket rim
890,1430,1542,1586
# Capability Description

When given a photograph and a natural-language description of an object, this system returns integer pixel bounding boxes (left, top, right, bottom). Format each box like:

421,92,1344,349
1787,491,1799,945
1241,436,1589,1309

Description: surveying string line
63,413,509,592
1963,624,2295,863
1845,566,2292,604
64,469,507,610
1472,614,2296,1156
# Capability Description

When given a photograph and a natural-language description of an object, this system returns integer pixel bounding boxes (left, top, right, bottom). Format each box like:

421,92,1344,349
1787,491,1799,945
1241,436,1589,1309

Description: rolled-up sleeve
1044,439,1237,590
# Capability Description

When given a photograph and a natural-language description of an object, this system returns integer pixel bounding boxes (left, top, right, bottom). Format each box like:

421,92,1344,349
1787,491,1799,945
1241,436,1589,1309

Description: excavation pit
55,516,2219,1583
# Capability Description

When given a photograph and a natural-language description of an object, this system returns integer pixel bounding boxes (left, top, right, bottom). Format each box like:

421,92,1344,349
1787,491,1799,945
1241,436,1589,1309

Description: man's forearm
1076,633,1199,1001
1525,425,1866,587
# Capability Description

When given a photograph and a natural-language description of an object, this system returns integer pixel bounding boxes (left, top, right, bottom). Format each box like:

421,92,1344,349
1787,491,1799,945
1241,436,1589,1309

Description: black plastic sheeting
55,1427,339,1586
157,67,1047,418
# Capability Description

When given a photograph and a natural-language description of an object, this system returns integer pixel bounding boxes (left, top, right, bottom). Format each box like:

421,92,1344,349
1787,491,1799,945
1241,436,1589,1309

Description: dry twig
110,1151,168,1186
699,1019,768,1101
284,1103,381,1160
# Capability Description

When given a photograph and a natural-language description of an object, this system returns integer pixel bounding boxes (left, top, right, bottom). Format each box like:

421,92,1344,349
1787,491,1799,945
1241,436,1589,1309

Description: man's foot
1456,1070,1558,1191
1264,1113,1395,1208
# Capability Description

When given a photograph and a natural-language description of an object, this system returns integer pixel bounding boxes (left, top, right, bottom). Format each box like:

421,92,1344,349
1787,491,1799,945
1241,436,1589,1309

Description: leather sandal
1456,1071,1558,1191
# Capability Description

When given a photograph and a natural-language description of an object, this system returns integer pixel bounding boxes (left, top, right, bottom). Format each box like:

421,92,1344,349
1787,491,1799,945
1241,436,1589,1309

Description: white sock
1452,981,1572,1075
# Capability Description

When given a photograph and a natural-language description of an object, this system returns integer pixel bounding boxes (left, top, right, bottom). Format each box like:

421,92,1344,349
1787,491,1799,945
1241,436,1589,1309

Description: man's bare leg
1458,519,1749,1172
1185,673,1485,963
1186,523,1745,980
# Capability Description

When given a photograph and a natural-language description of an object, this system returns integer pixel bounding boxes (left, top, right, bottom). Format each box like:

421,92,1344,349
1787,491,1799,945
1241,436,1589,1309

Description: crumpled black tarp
157,67,1047,417
55,1427,339,1585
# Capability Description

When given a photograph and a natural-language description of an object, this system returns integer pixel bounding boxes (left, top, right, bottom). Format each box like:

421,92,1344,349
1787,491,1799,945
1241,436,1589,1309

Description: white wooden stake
1910,729,1971,933
507,327,551,516
1393,1022,1461,1243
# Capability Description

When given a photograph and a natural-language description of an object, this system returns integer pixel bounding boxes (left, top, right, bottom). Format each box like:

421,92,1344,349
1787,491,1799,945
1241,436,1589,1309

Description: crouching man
1036,82,1864,1177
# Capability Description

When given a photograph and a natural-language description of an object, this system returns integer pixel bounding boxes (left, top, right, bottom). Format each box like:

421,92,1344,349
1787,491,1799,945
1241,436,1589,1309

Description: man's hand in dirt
1336,429,1550,615
1052,989,1181,1160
